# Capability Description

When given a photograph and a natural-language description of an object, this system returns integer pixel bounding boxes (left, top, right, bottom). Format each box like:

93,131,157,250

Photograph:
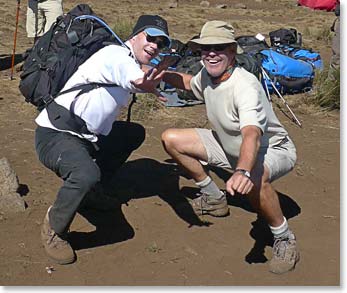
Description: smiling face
130,31,165,65
200,43,237,78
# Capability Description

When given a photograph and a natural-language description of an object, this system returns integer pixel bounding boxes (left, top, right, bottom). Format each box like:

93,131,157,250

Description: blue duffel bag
259,49,315,94
273,45,323,70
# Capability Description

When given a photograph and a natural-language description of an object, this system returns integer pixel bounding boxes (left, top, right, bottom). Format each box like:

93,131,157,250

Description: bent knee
162,128,195,152
162,128,177,143
70,164,101,192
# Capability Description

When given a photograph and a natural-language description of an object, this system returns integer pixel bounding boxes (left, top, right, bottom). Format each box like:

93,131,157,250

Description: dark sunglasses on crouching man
199,43,231,52
144,32,168,50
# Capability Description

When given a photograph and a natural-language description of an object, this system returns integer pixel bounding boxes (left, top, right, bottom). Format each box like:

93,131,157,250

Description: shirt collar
124,40,139,65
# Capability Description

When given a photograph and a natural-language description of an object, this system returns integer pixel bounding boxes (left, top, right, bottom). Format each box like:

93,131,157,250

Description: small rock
168,0,178,8
234,3,247,9
200,1,210,8
216,4,227,9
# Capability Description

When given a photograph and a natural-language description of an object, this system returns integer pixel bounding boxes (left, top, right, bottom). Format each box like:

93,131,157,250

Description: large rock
0,157,26,213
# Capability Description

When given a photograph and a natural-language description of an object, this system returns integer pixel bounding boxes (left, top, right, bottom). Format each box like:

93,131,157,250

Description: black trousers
35,121,145,235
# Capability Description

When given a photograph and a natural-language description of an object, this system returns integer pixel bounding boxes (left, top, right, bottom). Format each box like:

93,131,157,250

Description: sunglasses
144,32,167,50
199,43,230,52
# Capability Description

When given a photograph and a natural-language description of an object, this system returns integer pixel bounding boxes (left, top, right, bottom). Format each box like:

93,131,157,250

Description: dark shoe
41,207,76,265
269,232,300,274
79,187,120,211
189,192,229,217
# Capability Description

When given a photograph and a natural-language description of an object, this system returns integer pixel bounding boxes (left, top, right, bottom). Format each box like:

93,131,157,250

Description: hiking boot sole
196,206,230,217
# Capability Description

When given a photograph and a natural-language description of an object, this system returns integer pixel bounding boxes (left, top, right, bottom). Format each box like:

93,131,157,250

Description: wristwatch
235,169,251,179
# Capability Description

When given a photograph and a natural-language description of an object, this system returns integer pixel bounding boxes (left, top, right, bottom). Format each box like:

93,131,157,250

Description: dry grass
302,24,333,44
119,93,209,128
311,68,340,110
112,18,134,41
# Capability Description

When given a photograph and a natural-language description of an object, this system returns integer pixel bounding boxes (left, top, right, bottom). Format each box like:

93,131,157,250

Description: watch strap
235,169,251,179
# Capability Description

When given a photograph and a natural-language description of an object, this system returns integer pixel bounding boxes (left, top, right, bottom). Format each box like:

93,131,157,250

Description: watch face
236,169,251,178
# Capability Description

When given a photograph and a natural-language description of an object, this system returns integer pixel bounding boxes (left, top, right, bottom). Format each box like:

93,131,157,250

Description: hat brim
144,28,171,48
188,37,243,54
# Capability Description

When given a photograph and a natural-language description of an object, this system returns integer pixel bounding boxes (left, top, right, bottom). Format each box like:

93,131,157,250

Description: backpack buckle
41,95,54,106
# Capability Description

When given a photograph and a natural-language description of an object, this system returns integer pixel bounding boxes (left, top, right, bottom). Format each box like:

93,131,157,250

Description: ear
128,34,138,45
230,43,237,53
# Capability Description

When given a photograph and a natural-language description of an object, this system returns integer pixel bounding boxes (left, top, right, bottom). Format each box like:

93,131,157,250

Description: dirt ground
0,0,340,286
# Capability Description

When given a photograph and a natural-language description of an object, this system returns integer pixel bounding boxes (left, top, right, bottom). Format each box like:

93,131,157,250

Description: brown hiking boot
41,207,76,265
269,232,300,274
189,192,229,217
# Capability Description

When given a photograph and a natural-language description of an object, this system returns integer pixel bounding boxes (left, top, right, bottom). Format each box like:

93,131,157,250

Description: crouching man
161,20,299,274
35,14,171,265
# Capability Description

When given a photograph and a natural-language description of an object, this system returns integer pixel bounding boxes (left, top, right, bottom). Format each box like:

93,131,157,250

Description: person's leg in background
26,0,43,42
41,0,63,34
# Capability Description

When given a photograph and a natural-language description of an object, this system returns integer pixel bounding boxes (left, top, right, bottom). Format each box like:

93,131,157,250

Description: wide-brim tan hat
188,20,244,54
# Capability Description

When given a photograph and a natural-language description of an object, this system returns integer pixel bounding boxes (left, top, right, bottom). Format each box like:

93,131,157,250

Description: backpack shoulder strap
44,82,119,136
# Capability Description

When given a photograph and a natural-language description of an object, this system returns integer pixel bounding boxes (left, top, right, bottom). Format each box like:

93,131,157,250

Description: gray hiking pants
35,121,145,235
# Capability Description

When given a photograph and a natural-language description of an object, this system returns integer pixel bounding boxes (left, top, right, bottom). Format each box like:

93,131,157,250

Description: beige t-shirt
190,66,288,158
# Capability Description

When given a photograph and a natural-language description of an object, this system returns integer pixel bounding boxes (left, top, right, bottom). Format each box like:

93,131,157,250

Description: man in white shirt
36,14,171,265
161,20,299,274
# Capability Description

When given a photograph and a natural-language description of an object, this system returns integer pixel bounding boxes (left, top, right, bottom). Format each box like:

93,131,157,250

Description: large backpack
236,35,269,55
19,4,124,134
273,45,323,70
269,28,302,47
258,49,315,94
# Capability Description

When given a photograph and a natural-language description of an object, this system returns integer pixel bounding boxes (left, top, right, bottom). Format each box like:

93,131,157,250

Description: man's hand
226,171,254,196
156,54,181,71
130,66,168,101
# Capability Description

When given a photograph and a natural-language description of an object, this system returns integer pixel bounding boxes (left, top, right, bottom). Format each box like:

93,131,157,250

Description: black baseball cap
129,15,171,48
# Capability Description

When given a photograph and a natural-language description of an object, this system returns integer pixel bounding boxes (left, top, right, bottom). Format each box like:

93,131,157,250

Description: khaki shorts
195,128,297,183
26,0,63,38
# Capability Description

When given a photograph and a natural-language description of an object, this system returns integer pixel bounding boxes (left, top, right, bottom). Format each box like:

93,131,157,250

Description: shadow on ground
69,206,135,251
67,157,301,263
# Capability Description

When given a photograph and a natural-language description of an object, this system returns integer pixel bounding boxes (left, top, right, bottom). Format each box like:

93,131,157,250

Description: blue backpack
273,45,323,70
258,49,315,94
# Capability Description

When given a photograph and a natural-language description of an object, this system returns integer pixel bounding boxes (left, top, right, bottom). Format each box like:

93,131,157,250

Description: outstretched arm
162,70,193,91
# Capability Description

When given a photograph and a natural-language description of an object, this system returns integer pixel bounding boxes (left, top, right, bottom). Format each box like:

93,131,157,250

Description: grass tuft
311,68,340,110
112,18,134,41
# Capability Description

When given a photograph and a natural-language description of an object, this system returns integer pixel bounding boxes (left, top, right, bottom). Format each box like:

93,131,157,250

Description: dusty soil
0,0,340,286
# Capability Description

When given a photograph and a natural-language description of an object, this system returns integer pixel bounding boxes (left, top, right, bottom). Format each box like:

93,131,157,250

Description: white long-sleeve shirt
35,42,144,142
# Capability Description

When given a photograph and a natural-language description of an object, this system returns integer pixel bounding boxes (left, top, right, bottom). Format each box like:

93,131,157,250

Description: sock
196,176,224,200
269,217,294,239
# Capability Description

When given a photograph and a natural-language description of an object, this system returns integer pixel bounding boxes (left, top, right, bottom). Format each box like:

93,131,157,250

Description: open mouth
144,49,155,58
206,59,221,65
